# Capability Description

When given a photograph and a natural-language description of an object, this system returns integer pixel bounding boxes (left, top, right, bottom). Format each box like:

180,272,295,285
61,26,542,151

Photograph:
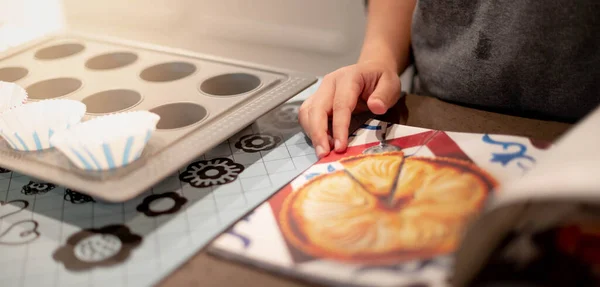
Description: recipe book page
208,116,554,287
453,104,600,286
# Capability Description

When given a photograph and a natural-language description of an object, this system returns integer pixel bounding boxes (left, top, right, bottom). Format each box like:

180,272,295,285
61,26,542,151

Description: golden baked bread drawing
279,151,498,264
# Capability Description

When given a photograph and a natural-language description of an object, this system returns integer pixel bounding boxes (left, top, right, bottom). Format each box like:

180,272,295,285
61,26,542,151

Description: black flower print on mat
269,102,301,129
0,200,40,245
53,224,142,271
64,189,95,204
234,134,281,153
136,192,187,217
179,157,244,188
21,181,56,195
0,167,10,173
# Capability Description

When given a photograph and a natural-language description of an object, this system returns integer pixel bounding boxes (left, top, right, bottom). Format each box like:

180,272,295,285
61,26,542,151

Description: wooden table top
158,93,574,287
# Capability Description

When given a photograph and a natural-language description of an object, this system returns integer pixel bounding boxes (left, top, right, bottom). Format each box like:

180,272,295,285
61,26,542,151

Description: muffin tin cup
25,77,83,100
0,99,86,151
82,89,143,114
0,67,29,82
139,61,197,82
149,102,209,130
50,111,160,171
34,42,85,60
199,73,262,97
85,51,138,70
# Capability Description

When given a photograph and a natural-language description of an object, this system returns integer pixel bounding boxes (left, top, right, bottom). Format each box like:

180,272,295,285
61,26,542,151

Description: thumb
366,72,402,115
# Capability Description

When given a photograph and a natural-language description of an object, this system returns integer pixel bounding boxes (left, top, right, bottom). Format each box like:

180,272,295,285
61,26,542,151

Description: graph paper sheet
0,79,359,287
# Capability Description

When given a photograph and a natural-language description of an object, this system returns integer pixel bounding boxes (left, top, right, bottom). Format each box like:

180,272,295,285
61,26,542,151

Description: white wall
0,0,65,51
62,0,368,76
1,0,412,89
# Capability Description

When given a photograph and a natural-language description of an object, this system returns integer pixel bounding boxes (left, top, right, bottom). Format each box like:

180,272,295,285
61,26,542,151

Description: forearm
358,0,416,74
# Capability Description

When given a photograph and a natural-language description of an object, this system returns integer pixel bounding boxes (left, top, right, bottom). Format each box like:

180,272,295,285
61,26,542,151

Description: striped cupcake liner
50,111,160,171
61,129,153,170
0,81,28,113
0,99,85,151
0,125,70,151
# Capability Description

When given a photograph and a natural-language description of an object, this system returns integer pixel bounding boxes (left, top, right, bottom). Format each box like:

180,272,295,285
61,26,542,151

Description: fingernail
370,98,388,115
316,145,325,157
334,139,341,151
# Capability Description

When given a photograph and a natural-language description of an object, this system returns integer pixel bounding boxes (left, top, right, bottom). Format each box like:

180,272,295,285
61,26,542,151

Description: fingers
308,101,331,157
299,75,336,158
299,65,399,158
332,70,362,152
367,72,402,115
298,99,311,136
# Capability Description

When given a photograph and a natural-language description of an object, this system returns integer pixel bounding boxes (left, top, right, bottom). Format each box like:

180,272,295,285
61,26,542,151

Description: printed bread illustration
279,151,498,264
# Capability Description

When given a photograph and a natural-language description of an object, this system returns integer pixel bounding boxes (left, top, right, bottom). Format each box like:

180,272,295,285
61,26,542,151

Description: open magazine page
454,105,600,286
208,118,550,287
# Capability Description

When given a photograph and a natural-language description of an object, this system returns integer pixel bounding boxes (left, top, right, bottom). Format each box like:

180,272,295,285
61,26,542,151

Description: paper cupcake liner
0,99,86,151
0,81,28,112
50,111,160,170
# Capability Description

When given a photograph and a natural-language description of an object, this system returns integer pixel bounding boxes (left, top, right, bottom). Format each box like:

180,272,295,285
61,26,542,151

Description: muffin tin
0,31,316,202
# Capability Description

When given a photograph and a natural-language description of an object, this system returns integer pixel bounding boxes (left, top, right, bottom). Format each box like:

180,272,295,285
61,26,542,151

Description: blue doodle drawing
305,173,320,180
305,164,337,180
225,231,251,248
327,164,336,172
225,211,255,249
482,134,536,170
350,123,382,137
361,124,382,130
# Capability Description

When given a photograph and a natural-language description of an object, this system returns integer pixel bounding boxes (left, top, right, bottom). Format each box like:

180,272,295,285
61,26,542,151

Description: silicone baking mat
0,80,372,286
0,30,316,202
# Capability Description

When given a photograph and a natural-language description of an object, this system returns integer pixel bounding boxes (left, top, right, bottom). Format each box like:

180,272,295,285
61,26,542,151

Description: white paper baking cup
0,99,85,151
50,111,160,170
0,81,28,112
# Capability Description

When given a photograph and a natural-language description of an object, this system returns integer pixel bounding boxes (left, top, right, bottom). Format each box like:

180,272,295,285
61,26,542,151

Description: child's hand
298,61,402,158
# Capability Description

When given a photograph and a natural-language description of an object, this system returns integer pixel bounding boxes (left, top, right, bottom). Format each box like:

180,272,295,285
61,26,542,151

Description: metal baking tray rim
0,29,317,202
